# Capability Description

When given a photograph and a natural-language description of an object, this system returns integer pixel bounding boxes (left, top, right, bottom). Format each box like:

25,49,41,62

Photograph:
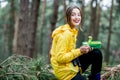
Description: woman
50,6,102,80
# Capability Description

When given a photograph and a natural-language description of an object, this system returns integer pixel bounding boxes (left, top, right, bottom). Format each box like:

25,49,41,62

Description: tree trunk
48,0,59,63
105,0,114,64
39,0,46,55
13,15,19,54
101,64,120,80
3,24,9,54
14,0,40,57
28,0,40,57
50,0,59,31
89,0,97,40
14,0,29,56
6,0,15,55
3,0,15,55
94,3,101,40
63,0,67,23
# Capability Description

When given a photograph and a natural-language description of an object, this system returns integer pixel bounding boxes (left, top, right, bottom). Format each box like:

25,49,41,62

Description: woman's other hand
80,45,91,54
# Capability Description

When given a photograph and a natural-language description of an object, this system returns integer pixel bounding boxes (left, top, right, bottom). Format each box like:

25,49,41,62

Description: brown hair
66,6,83,30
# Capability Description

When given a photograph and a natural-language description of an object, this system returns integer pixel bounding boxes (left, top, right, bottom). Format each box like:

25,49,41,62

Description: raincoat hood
52,24,78,38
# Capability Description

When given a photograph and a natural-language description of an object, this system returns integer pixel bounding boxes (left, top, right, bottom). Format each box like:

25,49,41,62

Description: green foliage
0,55,56,80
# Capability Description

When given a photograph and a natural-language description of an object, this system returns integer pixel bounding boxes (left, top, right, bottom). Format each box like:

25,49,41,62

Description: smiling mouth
73,20,80,23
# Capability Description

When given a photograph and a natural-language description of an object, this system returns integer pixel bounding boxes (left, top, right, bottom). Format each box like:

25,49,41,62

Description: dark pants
71,49,103,80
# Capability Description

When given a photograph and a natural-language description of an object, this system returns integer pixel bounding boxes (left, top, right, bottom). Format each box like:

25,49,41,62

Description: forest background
0,0,120,79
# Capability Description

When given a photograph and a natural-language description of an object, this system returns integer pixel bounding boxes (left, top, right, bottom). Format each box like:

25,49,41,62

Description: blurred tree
95,2,101,39
89,0,98,40
14,0,40,57
105,0,114,64
39,0,46,55
3,0,15,55
116,0,120,13
14,0,29,56
8,0,15,55
63,0,67,23
50,0,60,32
28,0,41,57
48,0,60,63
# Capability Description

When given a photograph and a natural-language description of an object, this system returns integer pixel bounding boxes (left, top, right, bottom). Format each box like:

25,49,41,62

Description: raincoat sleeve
55,31,83,64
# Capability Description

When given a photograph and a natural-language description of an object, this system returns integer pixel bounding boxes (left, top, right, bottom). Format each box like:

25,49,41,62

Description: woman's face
70,8,81,27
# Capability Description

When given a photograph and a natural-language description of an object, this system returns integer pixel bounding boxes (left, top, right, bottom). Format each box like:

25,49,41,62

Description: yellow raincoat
50,24,83,80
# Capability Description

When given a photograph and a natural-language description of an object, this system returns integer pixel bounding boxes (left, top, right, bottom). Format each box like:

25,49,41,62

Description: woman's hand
80,45,91,54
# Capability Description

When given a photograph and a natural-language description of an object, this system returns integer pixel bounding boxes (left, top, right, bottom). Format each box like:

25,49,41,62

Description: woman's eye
78,14,80,16
77,13,81,16
71,13,81,17
71,13,75,16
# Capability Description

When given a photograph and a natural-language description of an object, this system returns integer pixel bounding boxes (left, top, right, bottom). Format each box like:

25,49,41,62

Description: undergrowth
0,54,56,80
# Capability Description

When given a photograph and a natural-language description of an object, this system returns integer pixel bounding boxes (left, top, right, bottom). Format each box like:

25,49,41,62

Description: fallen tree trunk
101,64,120,80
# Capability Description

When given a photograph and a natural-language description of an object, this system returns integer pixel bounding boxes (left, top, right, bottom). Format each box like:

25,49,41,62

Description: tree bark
4,0,15,55
105,0,114,64
89,0,97,40
50,0,59,31
14,0,29,56
39,0,46,55
63,0,67,23
94,3,101,40
9,0,15,54
48,0,59,63
28,0,40,57
14,0,40,57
